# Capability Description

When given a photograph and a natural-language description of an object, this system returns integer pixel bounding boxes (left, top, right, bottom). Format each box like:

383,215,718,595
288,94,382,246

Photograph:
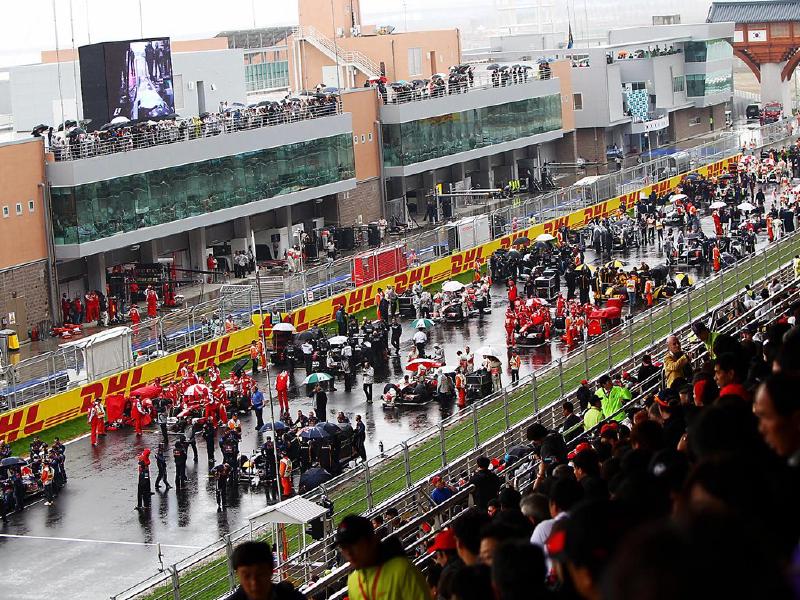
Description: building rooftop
217,27,293,49
707,1,800,24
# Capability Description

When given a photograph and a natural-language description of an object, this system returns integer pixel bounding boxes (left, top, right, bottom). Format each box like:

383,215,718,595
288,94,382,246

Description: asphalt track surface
1,215,754,599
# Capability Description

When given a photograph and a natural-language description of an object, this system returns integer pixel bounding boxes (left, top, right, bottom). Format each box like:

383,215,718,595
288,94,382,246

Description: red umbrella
184,383,210,397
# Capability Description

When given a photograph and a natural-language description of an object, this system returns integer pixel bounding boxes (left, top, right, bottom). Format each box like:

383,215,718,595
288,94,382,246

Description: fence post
502,388,510,429
364,463,374,510
558,359,565,398
532,374,539,414
687,287,692,322
628,317,634,356
439,423,447,468
225,534,236,591
170,565,180,600
668,297,674,331
401,441,412,488
648,306,654,345
704,278,710,313
606,333,612,370
583,342,589,378
472,404,480,449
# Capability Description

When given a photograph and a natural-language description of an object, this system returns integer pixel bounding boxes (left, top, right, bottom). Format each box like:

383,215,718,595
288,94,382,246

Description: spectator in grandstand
491,540,547,600
427,528,462,600
636,354,660,383
526,422,568,466
594,374,629,422
519,492,550,530
575,378,593,411
713,352,750,402
754,374,800,466
584,394,604,432
225,541,304,600
430,476,456,504
478,521,523,566
384,507,407,532
468,455,502,510
571,447,608,501
529,477,583,552
692,320,719,360
558,401,582,441
452,508,491,567
664,334,691,388
449,564,493,600
335,515,429,600
493,487,534,537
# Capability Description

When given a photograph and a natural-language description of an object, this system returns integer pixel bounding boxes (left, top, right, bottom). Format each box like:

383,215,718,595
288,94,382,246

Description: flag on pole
567,23,574,49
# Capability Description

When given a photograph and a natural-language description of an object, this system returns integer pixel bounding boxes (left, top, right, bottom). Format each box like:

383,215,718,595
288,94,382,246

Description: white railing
294,25,381,79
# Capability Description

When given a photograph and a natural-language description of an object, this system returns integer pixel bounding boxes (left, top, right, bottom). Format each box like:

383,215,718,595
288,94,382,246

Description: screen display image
105,38,175,121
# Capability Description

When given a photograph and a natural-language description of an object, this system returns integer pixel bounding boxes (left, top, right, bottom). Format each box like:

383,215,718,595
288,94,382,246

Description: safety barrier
112,210,800,600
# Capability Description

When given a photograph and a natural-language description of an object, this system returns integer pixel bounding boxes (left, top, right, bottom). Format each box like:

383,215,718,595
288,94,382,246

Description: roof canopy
247,496,328,525
708,1,800,24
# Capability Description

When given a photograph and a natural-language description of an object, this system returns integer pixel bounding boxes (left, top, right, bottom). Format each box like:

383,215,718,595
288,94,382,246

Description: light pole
255,267,283,504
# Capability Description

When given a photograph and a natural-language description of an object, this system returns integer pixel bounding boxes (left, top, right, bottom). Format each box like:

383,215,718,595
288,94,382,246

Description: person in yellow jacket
337,515,430,600
583,394,604,432
594,374,629,422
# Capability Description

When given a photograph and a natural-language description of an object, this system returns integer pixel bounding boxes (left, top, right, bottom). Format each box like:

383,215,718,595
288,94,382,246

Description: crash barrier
10,114,794,419
113,215,800,600
0,140,754,442
301,234,800,600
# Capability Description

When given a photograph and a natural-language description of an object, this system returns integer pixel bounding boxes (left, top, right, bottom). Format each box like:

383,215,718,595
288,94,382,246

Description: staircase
294,25,382,81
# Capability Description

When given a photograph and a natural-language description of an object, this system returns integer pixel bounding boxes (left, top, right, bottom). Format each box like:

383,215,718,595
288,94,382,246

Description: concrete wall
668,104,727,142
298,0,363,40
0,259,52,336
550,60,575,132
0,139,48,268
340,88,380,180
608,23,734,45
334,178,382,225
8,49,246,132
0,78,10,115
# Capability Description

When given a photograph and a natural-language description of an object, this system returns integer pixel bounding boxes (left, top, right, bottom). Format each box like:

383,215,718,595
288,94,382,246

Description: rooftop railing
48,101,341,162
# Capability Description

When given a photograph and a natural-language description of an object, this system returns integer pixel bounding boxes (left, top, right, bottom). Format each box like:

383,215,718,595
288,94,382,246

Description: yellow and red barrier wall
0,155,738,443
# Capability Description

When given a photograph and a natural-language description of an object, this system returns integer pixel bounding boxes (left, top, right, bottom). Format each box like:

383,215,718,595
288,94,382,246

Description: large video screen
104,38,175,121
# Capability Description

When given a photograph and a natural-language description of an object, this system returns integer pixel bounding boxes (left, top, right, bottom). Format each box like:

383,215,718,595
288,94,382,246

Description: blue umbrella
260,420,287,433
322,87,338,93
299,426,330,440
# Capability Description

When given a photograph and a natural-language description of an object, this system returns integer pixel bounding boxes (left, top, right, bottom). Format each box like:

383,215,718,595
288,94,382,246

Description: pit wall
0,155,739,443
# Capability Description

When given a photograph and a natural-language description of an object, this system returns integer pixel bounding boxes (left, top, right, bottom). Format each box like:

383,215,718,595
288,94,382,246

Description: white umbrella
184,383,210,397
709,201,727,209
535,233,556,242
737,202,756,212
271,322,296,332
110,116,130,124
442,281,465,292
328,335,349,345
670,193,688,203
477,345,502,358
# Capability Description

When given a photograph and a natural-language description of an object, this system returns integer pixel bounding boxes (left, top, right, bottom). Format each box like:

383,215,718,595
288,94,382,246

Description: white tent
59,326,133,382
248,496,329,525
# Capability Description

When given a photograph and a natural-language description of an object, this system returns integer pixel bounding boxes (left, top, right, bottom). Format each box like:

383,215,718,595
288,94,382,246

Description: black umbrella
487,63,501,70
511,236,530,246
67,127,86,138
299,466,333,492
199,112,210,119
506,249,521,259
79,118,93,126
316,422,341,435
31,124,49,135
57,119,77,132
100,122,117,131
299,426,329,440
0,456,26,468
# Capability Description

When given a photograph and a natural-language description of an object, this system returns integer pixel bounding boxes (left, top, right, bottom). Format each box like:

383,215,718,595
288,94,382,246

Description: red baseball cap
567,441,593,460
581,379,589,385
600,422,619,436
428,528,457,553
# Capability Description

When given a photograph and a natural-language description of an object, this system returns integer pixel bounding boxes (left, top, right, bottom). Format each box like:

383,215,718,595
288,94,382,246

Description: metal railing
4,119,792,415
50,101,342,162
294,26,381,78
382,69,550,105
112,214,800,600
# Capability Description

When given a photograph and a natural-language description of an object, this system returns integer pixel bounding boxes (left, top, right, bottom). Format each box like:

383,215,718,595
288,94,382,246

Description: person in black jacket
225,541,305,600
154,444,171,491
468,455,502,510
575,379,594,412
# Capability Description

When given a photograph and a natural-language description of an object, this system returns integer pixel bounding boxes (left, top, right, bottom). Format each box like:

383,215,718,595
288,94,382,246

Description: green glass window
381,94,562,168
51,133,355,245
686,70,733,97
684,39,732,63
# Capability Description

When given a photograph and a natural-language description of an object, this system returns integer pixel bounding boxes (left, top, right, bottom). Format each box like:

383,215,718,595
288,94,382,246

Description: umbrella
303,372,333,385
442,281,465,292
737,202,755,212
526,297,550,307
605,260,625,269
328,335,349,345
406,358,441,372
506,249,522,260
66,127,86,138
259,420,288,432
184,383,210,397
487,63,501,70
575,263,595,272
670,193,688,202
57,119,77,131
230,102,246,107
477,345,502,358
299,426,329,440
718,173,735,180
710,201,727,209
271,322,296,332
299,466,333,491
110,116,130,124
684,172,701,180
316,422,341,435
0,457,26,468
534,233,556,242
511,236,531,246
322,87,339,93
412,318,435,329
31,124,49,135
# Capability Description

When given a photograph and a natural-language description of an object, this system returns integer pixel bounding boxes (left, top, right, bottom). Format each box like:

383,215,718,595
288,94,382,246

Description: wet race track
1,213,768,599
